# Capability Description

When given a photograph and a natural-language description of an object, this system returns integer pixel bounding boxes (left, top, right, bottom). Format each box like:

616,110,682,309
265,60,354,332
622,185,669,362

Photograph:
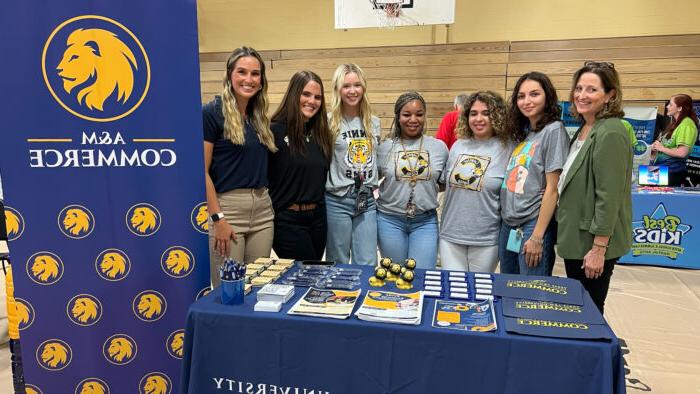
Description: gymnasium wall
197,0,700,52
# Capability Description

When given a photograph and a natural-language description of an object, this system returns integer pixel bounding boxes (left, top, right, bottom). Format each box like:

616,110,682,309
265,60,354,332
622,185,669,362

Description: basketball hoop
370,0,403,29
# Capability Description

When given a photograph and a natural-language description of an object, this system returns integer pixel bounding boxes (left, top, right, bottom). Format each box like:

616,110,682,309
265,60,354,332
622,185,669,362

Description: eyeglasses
584,61,615,69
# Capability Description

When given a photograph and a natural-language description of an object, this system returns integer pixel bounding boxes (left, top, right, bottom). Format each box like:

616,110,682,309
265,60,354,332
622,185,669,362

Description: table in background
181,267,625,394
620,189,700,269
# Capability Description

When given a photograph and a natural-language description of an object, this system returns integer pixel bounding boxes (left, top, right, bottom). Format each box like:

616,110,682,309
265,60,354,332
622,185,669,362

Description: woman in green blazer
556,61,632,314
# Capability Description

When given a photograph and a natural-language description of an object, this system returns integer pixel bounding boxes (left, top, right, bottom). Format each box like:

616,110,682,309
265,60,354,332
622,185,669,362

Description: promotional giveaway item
493,274,584,305
220,259,245,305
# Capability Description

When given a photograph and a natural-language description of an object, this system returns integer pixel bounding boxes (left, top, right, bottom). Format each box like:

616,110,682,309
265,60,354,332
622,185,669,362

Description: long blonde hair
329,64,375,148
221,47,277,152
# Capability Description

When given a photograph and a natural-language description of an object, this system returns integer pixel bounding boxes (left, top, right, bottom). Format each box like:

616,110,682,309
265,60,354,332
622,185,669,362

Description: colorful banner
0,1,208,393
620,191,699,269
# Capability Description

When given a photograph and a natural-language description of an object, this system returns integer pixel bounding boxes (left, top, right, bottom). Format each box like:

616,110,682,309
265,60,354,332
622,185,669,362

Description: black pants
273,205,326,261
564,257,617,314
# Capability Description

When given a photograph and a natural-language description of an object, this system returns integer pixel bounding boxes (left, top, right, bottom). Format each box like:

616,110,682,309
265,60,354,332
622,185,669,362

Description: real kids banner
0,1,209,393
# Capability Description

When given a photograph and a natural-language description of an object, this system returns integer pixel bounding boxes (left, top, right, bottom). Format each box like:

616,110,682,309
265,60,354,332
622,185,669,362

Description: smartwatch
210,212,225,222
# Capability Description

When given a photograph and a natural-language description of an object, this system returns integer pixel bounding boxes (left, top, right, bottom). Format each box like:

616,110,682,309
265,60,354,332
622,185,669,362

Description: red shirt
435,110,460,150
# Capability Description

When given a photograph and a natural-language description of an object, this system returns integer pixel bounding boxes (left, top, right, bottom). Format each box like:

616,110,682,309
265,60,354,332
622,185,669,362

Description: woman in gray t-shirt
325,64,380,265
498,72,570,276
377,92,448,269
439,91,515,273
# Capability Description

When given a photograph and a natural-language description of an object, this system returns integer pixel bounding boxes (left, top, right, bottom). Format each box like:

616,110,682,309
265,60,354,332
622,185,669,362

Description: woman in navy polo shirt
203,46,277,286
268,71,333,260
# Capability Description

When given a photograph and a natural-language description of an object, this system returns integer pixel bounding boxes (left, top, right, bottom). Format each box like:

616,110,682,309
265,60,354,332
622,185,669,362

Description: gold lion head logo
71,297,99,323
57,28,137,111
80,381,107,394
100,252,127,279
165,250,190,275
41,342,69,368
137,294,163,319
130,207,157,234
143,375,168,394
108,337,134,362
196,206,208,231
16,301,31,326
26,387,41,394
62,208,91,236
169,333,184,358
4,209,21,238
31,255,61,283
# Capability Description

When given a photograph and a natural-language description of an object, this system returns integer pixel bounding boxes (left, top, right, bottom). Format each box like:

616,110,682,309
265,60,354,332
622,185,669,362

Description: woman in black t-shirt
203,47,277,286
269,71,333,260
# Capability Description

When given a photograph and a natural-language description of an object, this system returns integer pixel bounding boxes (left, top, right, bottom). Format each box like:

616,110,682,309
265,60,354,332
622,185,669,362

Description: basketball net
371,0,402,29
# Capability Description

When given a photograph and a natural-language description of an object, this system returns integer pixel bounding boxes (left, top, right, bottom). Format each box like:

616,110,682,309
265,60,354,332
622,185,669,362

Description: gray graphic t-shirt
326,115,381,197
440,138,513,245
377,136,449,216
500,121,570,226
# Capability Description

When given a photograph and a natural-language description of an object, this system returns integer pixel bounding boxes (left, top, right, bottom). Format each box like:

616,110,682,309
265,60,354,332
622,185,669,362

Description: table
619,189,700,269
181,267,625,394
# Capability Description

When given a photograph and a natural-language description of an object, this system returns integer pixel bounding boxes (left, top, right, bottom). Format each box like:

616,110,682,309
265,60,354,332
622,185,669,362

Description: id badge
355,189,369,215
406,202,417,218
506,228,523,253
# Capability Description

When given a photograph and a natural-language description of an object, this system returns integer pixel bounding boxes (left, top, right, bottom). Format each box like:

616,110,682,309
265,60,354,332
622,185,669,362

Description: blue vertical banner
0,1,209,393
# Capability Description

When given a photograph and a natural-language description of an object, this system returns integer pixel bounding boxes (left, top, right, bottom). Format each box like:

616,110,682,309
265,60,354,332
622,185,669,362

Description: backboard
335,0,455,29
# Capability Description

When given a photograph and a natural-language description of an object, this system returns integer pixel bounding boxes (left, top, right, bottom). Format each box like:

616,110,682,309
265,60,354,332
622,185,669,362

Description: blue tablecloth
181,267,625,394
620,189,700,269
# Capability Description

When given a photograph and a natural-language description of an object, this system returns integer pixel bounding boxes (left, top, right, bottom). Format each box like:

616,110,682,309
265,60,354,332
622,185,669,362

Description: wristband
529,236,543,245
210,212,225,222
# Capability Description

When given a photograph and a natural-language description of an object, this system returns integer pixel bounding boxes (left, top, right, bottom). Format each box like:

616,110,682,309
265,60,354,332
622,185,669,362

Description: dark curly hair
508,72,561,142
457,91,515,145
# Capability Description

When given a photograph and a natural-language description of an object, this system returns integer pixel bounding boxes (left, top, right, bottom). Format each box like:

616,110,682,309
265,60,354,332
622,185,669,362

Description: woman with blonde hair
557,61,632,313
203,46,277,286
439,91,515,272
325,63,381,265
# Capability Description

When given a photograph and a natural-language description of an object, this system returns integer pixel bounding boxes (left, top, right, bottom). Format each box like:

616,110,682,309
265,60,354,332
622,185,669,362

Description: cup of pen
221,278,244,305
220,258,245,305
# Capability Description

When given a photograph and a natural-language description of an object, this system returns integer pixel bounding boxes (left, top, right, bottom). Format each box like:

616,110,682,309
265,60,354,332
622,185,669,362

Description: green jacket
556,117,633,259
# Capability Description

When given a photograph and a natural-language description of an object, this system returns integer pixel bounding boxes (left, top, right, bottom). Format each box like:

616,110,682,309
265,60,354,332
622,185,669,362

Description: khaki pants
209,188,274,287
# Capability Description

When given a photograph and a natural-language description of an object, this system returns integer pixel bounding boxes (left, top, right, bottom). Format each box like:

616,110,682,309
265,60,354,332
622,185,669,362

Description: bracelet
529,236,543,245
592,242,608,249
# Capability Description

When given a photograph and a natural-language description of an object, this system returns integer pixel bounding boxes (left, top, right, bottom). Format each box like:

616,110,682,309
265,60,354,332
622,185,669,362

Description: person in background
268,71,333,261
325,64,381,265
435,93,468,150
377,91,448,269
203,46,277,286
499,72,570,276
557,61,632,314
439,91,515,273
651,94,699,186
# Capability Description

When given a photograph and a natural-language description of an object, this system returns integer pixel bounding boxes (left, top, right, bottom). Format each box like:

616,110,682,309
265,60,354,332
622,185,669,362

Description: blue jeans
498,217,557,276
325,189,378,265
377,210,438,270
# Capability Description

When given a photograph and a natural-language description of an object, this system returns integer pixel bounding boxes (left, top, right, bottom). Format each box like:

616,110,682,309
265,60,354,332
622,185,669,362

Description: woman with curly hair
203,46,277,286
439,91,515,272
268,70,333,260
376,91,448,269
325,64,381,265
498,72,570,276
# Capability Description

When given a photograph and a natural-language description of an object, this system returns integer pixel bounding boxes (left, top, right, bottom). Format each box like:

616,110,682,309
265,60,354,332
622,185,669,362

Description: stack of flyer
287,287,361,319
355,290,423,325
254,284,295,312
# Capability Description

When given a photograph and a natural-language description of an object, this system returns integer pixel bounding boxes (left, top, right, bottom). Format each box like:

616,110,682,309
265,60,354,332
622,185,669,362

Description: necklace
399,135,425,218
